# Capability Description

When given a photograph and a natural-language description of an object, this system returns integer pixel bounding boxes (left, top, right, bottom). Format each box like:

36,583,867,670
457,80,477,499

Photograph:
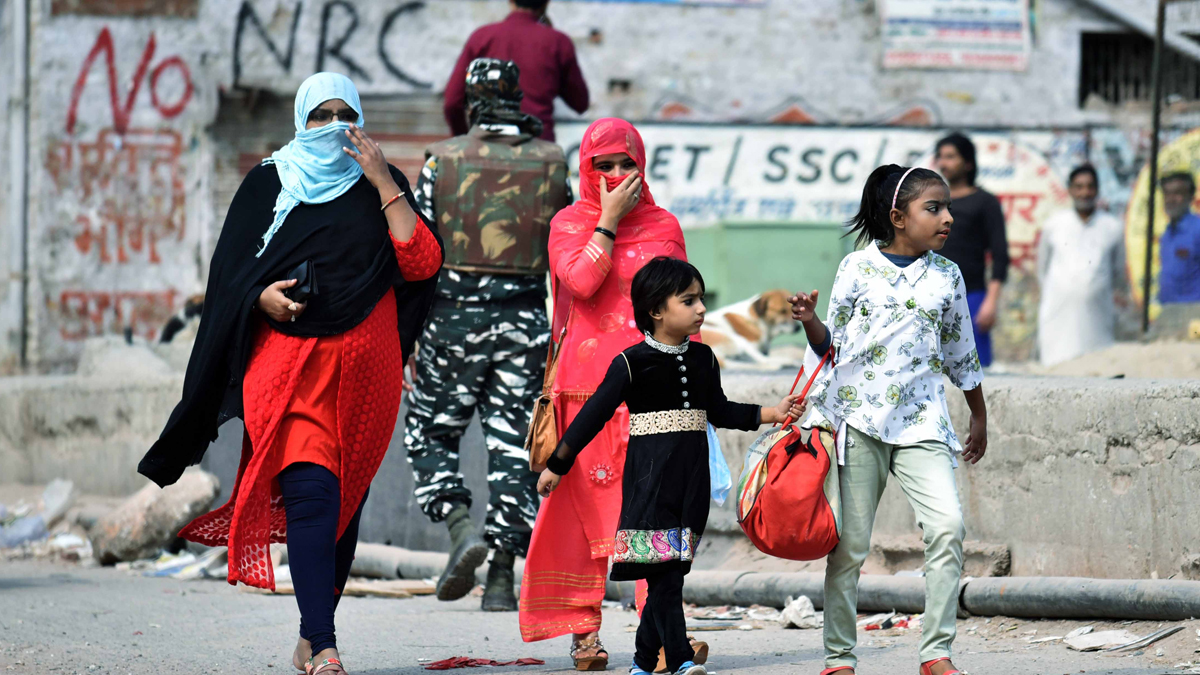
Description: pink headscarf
547,118,688,395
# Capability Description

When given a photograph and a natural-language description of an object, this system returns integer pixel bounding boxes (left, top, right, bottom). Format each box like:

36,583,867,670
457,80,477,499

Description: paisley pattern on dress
613,527,698,564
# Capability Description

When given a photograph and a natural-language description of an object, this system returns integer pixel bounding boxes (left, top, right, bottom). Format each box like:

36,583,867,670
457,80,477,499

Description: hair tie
891,167,918,211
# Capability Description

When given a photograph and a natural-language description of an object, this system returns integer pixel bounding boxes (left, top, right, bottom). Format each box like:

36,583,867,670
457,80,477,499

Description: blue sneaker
674,662,707,675
630,658,651,674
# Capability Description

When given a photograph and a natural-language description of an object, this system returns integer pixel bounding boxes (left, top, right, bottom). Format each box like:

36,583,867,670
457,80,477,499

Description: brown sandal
571,636,609,671
654,637,708,673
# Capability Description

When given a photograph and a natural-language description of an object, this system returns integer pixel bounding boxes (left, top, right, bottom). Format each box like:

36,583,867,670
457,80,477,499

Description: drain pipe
7,0,31,370
962,577,1200,622
681,571,1200,621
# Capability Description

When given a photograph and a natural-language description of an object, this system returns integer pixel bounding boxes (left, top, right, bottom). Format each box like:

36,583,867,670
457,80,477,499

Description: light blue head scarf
258,72,366,257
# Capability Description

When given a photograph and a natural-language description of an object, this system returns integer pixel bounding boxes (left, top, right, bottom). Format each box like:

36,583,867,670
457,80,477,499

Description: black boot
481,550,518,612
436,503,487,601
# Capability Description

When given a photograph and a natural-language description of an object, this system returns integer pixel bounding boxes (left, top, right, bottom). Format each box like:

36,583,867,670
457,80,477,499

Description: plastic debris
48,533,92,561
424,657,544,670
142,551,198,577
857,611,895,628
1064,625,1094,639
1102,625,1185,653
0,515,48,548
780,595,823,629
1065,629,1141,651
167,547,228,581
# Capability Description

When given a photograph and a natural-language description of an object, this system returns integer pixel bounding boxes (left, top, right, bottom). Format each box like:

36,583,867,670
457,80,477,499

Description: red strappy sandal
820,668,855,675
919,657,962,675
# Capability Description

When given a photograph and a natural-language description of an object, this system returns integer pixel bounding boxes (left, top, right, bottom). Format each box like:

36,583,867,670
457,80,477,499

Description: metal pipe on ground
350,543,524,585
683,572,926,613
346,548,1200,621
962,577,1200,621
685,572,1200,620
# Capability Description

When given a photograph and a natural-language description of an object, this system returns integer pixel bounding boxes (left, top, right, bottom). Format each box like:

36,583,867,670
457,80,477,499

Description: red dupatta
547,118,687,396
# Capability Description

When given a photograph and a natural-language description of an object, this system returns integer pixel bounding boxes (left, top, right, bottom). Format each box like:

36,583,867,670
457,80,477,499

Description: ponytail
846,164,945,248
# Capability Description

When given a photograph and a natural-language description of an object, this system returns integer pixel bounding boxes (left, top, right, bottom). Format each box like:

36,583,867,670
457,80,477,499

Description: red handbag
735,352,841,561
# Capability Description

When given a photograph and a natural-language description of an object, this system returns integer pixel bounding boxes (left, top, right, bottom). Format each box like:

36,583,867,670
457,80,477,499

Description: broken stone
780,595,822,629
41,479,77,527
1181,553,1200,581
90,469,219,565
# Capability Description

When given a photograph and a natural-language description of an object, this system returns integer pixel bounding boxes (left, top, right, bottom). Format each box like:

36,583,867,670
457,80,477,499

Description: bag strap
540,298,574,396
779,350,834,428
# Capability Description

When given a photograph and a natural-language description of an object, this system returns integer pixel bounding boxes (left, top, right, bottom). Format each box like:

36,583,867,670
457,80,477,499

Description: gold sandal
571,636,609,671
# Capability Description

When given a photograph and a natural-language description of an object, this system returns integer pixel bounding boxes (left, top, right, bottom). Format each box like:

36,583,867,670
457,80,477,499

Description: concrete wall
712,372,1200,580
22,3,217,372
6,368,1199,579
0,372,182,495
212,0,1133,129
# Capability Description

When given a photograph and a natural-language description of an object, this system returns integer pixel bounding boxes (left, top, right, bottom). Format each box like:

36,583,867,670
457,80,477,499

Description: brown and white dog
703,289,801,369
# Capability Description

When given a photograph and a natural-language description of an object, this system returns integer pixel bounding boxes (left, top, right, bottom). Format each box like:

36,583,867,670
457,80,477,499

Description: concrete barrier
4,370,1198,579
0,374,182,496
716,372,1200,580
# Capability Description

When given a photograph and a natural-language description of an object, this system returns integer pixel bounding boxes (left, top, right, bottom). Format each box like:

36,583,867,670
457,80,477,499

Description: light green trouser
823,425,965,669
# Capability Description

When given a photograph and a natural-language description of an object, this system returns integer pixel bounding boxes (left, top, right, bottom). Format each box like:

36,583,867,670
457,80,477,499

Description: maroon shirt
443,11,589,142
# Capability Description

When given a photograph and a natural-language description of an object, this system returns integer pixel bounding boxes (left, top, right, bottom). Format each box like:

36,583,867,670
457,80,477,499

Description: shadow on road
0,573,91,590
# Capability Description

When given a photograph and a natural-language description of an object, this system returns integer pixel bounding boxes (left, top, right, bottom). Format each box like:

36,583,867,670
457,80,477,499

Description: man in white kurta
1037,165,1127,366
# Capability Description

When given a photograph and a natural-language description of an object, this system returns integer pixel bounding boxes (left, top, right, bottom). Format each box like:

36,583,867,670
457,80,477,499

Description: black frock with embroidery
546,336,761,581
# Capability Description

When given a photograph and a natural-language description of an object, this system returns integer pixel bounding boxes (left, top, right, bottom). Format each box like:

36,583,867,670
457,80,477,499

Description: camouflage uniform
405,64,570,556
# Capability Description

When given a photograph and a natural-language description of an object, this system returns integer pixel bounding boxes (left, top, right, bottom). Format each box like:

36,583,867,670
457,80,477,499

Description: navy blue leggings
278,462,367,656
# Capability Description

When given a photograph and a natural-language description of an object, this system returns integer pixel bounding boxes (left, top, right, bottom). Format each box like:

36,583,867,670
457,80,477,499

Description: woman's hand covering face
342,124,398,194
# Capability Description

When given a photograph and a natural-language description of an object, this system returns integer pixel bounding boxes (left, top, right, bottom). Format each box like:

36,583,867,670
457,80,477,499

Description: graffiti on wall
40,26,200,367
232,0,435,92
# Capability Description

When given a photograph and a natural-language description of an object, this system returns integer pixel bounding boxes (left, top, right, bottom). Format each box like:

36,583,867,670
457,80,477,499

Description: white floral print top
805,241,983,455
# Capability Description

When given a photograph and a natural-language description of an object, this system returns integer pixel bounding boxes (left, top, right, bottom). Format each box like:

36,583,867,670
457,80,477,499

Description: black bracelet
594,226,616,240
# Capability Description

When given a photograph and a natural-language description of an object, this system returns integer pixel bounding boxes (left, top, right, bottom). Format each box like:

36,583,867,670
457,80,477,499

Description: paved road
1,560,1192,674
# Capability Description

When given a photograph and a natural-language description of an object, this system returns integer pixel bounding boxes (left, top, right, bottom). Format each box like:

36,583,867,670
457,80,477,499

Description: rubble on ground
780,595,823,629
90,469,219,564
0,480,92,561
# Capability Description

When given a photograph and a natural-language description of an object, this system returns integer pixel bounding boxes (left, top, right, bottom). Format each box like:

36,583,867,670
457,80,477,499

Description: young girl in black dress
538,257,806,675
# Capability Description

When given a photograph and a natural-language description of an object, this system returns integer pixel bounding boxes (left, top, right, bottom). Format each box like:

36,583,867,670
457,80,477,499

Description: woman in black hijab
139,73,443,674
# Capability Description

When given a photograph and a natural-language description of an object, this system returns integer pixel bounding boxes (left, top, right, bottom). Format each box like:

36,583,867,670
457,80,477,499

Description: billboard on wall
556,122,1076,361
882,0,1032,71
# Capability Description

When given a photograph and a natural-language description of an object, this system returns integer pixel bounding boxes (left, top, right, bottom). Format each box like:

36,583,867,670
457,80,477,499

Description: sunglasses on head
307,108,358,124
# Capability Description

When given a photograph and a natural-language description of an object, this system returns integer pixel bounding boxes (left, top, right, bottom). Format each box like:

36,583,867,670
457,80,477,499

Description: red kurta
181,222,442,590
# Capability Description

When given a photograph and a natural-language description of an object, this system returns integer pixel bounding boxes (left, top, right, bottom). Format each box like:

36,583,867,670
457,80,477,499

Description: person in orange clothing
139,73,444,675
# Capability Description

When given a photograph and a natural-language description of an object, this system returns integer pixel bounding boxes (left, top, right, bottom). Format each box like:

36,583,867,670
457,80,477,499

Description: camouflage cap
466,58,524,107
465,58,543,136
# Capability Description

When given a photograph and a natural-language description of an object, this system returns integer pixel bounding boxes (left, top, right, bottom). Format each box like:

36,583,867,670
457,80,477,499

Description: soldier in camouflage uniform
405,58,571,611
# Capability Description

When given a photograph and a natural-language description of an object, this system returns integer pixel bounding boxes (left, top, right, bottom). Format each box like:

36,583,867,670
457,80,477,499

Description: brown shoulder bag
525,302,571,472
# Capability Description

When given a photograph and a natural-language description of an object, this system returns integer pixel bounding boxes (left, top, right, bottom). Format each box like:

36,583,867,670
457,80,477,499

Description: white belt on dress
628,409,708,436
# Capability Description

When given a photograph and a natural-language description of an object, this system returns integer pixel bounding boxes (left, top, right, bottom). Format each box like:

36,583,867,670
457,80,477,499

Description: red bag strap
779,350,834,428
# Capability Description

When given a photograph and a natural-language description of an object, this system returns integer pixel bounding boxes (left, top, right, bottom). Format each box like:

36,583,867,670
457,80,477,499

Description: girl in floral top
790,164,988,675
